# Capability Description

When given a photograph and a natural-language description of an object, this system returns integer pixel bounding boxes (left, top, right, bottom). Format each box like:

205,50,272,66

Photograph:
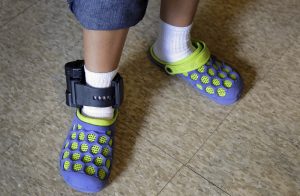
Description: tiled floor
0,0,299,195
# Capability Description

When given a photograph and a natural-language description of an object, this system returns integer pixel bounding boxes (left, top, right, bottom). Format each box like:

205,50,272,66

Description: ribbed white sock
153,20,196,63
81,66,118,119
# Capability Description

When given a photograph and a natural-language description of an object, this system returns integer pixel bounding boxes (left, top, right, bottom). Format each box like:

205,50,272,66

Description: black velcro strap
65,60,124,108
65,61,124,108
73,73,123,108
75,84,115,107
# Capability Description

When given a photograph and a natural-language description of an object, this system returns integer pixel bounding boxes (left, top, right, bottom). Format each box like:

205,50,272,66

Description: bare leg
83,28,129,72
160,0,199,26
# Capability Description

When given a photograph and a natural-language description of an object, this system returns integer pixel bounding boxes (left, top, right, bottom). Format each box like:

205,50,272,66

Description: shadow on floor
108,49,170,183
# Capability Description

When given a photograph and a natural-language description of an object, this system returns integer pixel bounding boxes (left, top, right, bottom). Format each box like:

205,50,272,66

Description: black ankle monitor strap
65,60,123,109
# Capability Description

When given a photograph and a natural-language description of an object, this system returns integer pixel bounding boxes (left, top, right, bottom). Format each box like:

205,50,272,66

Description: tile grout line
122,97,240,194
156,165,185,196
259,36,298,81
133,105,236,195
187,166,232,196
99,110,186,195
186,104,237,165
247,37,300,150
141,134,186,164
116,123,187,195
0,0,39,30
129,102,238,166
245,93,299,150
176,105,237,195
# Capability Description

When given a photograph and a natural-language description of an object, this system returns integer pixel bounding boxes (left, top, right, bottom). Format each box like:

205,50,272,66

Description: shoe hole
208,68,215,76
94,157,103,166
73,163,82,172
217,88,226,97
82,155,92,163
106,130,111,136
70,142,78,150
222,67,230,73
201,76,209,84
91,145,100,154
71,132,76,140
87,134,96,142
63,151,70,159
85,166,96,176
212,79,220,86
78,132,85,141
98,169,106,180
108,139,113,147
99,136,107,145
102,147,110,157
190,73,199,80
224,80,233,88
106,159,111,169
230,73,237,80
196,84,203,90
71,153,80,161
197,66,205,73
218,73,226,79
63,161,70,170
80,143,88,152
206,86,214,94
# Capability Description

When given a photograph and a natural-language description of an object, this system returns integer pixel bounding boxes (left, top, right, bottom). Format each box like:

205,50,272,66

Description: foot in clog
59,109,116,193
149,41,243,105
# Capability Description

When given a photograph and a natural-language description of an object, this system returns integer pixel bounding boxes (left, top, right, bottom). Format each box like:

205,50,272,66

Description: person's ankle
153,19,195,63
81,106,114,119
81,66,118,119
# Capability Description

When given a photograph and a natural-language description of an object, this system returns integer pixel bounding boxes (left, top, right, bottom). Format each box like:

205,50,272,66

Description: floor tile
0,0,37,27
0,67,64,103
0,67,64,136
0,98,15,154
0,168,57,196
159,167,228,196
0,0,82,76
0,94,61,128
188,107,300,195
249,37,300,148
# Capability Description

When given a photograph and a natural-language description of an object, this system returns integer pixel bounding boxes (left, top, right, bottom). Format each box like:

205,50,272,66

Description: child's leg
83,29,128,72
153,0,199,63
60,0,148,193
160,0,199,26
151,0,242,105
82,29,128,119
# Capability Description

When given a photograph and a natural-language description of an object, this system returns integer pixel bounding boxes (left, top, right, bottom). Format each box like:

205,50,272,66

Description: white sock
153,20,196,63
81,66,118,119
